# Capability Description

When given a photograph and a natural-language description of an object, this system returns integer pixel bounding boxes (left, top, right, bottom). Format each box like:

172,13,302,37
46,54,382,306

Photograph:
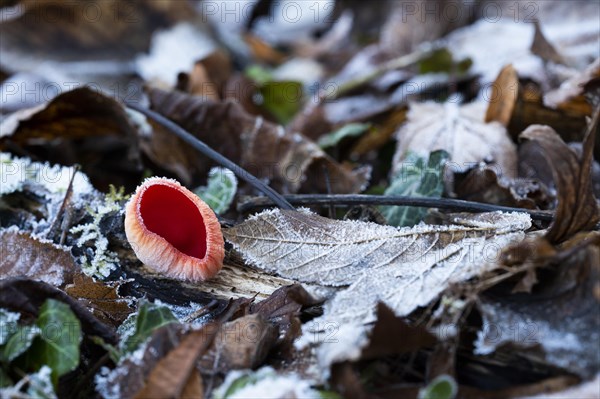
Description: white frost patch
0,308,21,345
136,23,215,88
446,15,600,85
214,367,321,399
0,365,57,399
0,152,94,196
296,321,368,377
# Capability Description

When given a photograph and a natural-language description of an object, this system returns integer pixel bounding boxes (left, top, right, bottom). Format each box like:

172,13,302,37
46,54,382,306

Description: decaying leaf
145,88,369,194
330,302,438,399
225,209,531,370
0,228,77,287
0,87,143,191
95,323,187,399
134,324,218,399
393,101,517,178
520,122,599,243
485,64,519,127
0,0,192,72
248,284,319,355
453,165,552,210
530,21,565,65
544,58,600,115
65,273,134,327
199,315,277,373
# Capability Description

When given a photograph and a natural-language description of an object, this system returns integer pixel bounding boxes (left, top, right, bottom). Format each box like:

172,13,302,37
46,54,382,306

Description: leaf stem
125,104,295,211
238,194,558,222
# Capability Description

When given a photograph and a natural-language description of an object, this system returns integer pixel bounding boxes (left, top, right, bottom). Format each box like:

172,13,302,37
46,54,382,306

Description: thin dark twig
322,164,335,219
126,103,295,211
238,194,559,222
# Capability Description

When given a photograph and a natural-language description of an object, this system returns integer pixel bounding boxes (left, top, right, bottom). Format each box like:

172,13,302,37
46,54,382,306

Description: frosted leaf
225,209,530,288
0,228,77,287
392,101,517,178
194,167,238,215
225,209,530,371
214,367,322,399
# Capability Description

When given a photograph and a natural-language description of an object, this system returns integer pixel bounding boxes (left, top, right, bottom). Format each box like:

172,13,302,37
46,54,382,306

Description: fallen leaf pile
1,1,599,398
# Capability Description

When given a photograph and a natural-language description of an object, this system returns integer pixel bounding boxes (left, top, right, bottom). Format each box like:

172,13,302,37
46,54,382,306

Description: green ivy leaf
419,48,472,75
245,65,273,85
24,299,81,386
259,81,303,125
418,375,458,399
318,123,372,149
0,367,13,388
380,150,449,227
3,325,40,362
195,167,238,215
120,301,178,353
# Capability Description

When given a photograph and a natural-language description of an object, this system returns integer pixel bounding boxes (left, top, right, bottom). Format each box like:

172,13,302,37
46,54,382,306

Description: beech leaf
224,209,530,369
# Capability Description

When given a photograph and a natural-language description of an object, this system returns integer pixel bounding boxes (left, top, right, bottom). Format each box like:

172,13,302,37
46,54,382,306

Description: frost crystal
70,186,125,279
0,308,21,345
214,367,321,399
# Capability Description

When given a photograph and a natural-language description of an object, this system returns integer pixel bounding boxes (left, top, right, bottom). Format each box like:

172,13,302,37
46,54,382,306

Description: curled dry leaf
0,228,77,287
249,284,319,357
544,58,600,115
393,101,517,178
477,233,600,378
0,87,143,191
96,323,187,399
134,324,219,399
199,314,277,373
519,120,599,243
453,165,552,210
145,88,369,193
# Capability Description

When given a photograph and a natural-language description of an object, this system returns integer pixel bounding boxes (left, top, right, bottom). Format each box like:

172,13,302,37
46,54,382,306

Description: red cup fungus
124,177,224,282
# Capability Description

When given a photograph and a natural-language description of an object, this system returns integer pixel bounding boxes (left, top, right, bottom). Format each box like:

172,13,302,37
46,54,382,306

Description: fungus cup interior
139,184,207,259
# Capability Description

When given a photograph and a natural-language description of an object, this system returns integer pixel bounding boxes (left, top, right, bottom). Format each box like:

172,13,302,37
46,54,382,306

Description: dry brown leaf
393,101,517,178
0,228,77,287
177,50,232,101
65,273,134,327
134,324,218,399
453,165,552,210
0,87,143,191
530,20,565,65
520,122,599,243
485,64,519,127
249,284,319,356
145,88,369,193
545,58,600,115
0,0,191,68
199,314,277,372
